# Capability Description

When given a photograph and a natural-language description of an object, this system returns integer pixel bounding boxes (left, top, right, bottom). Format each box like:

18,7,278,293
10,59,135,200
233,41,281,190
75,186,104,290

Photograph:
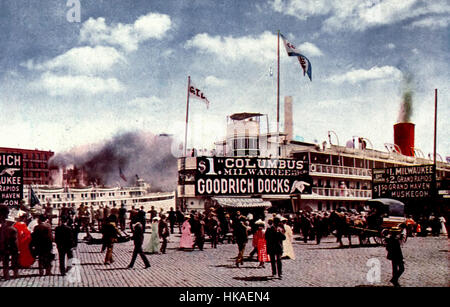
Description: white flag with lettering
189,80,210,109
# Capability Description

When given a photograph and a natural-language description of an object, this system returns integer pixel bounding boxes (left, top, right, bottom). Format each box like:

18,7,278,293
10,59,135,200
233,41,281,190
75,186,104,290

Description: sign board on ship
0,153,23,206
194,157,312,196
372,164,436,199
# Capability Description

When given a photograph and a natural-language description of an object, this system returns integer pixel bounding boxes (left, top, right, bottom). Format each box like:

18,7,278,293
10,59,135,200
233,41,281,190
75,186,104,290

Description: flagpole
433,88,437,166
277,30,280,158
277,30,280,132
184,76,191,157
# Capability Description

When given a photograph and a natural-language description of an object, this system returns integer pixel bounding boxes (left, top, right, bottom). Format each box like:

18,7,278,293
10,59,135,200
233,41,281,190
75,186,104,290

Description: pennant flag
29,186,40,207
280,33,312,81
119,167,127,182
189,80,210,109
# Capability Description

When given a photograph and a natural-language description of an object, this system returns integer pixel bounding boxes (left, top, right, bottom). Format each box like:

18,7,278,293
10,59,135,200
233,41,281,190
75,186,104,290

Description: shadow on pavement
233,276,276,282
214,264,237,269
95,267,132,271
308,244,382,250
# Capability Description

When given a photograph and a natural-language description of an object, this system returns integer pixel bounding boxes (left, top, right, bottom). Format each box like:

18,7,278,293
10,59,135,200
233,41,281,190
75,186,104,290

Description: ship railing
312,187,372,198
311,164,372,177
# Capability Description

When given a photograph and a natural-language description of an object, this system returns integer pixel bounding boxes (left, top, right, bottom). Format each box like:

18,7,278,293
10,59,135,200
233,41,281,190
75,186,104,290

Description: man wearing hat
265,217,286,279
30,214,54,276
0,205,19,280
55,215,75,276
234,216,250,267
385,229,405,287
158,214,170,254
128,221,150,269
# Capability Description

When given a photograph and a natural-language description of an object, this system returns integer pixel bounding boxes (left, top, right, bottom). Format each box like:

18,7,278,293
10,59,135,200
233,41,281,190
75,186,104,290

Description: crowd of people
1,201,447,285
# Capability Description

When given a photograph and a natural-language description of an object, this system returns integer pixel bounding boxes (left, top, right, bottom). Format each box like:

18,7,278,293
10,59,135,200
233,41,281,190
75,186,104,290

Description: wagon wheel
373,235,383,246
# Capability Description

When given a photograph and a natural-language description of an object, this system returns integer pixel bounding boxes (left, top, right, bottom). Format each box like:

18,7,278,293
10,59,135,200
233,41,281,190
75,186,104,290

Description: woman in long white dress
281,217,296,260
439,216,447,236
144,217,160,253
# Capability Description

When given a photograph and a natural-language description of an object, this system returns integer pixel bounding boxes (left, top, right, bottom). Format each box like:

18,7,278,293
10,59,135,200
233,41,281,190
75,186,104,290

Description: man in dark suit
127,222,150,269
137,206,146,231
55,215,75,276
118,204,127,231
234,216,249,267
158,215,170,254
168,207,177,234
265,217,286,279
0,205,19,280
30,215,54,276
386,230,405,287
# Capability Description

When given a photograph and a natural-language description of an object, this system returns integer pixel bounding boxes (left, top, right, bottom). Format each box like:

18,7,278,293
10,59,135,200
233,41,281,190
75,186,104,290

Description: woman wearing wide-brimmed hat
250,219,269,268
179,215,194,249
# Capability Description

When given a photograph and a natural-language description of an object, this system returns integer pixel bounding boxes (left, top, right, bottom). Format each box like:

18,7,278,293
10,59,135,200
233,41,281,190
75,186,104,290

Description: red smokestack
394,123,415,156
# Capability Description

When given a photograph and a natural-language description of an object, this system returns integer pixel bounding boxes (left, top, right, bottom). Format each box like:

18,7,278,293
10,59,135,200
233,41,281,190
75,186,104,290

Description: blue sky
1,0,449,160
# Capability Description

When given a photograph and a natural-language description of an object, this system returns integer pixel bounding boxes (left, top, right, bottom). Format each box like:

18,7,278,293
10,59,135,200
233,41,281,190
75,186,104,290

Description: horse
328,211,354,247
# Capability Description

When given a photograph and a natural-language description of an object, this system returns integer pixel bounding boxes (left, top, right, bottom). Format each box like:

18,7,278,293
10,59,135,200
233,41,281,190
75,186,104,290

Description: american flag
119,167,127,182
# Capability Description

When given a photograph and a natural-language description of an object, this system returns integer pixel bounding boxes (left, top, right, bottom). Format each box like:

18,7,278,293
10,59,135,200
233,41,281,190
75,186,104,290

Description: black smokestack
397,72,414,123
49,131,177,191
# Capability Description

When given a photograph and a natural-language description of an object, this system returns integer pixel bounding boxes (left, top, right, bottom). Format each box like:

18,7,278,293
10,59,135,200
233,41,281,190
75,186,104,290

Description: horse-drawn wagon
330,198,407,247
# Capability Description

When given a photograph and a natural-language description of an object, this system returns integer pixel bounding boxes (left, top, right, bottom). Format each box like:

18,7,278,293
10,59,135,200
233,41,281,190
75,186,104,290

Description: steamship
22,178,176,218
178,96,449,213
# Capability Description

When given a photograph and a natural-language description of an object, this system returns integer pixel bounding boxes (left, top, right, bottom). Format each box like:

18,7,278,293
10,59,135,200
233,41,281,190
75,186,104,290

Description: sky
1,0,449,160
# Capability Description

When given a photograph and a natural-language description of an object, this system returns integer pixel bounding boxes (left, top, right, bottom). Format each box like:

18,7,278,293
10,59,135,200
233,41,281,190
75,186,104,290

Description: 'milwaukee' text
194,157,311,196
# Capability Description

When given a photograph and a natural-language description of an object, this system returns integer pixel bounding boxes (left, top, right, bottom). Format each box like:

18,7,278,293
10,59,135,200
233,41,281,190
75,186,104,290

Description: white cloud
134,13,172,40
271,0,332,20
270,0,450,32
387,43,396,49
128,96,163,106
35,72,125,96
26,46,125,75
409,16,450,29
80,12,172,52
297,42,323,56
327,65,402,84
204,76,229,87
185,31,276,64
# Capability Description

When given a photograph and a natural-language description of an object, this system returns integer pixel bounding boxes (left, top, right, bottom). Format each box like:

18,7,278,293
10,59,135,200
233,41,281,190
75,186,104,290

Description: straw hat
254,219,265,226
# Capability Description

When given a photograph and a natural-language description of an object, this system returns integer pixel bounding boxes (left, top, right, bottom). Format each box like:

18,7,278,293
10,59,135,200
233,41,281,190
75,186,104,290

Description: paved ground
1,230,448,287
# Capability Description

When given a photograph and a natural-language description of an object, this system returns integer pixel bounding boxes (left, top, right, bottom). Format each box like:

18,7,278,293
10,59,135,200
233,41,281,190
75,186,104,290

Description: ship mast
276,30,280,158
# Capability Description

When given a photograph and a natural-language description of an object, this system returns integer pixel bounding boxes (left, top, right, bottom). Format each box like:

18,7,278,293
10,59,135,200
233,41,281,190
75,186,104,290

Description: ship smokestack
284,96,293,142
394,123,415,156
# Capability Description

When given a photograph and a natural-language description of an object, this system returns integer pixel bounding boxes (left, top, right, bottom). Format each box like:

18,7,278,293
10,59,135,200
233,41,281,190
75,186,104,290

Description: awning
212,197,272,208
229,113,263,121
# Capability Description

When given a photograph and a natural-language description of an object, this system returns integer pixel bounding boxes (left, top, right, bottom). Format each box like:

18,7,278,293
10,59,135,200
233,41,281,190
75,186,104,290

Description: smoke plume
49,131,178,191
397,72,414,123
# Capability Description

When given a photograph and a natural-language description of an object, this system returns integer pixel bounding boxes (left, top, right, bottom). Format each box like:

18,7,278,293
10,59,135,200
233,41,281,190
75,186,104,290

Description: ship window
343,157,354,167
374,161,384,169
